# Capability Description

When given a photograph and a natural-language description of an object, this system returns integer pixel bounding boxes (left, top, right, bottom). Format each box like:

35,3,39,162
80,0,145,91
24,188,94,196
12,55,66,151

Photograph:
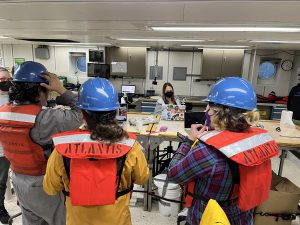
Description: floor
3,151,300,225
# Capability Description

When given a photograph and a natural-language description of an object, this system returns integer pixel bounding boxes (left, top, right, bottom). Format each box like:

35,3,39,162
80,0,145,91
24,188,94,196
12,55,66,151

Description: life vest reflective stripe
0,104,47,176
198,127,279,166
53,130,136,206
0,111,37,123
186,127,280,211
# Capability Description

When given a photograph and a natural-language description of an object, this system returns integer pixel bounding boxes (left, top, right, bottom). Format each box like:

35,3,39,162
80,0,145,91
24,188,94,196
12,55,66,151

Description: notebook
161,105,186,121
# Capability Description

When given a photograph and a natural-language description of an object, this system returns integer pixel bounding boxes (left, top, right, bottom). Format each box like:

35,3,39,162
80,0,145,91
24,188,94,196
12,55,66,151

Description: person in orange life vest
43,78,149,225
0,61,83,225
167,77,280,225
0,67,12,224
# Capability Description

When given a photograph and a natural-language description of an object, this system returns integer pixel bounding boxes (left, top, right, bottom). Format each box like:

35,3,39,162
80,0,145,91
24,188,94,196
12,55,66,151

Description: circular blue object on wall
76,56,86,72
258,61,276,79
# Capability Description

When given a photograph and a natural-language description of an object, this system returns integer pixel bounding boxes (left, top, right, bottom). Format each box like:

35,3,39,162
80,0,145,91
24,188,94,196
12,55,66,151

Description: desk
258,120,300,176
124,114,300,211
125,113,159,210
154,120,300,176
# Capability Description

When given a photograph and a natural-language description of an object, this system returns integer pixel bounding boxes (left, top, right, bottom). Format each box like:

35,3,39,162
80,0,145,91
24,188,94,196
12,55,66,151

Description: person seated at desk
287,74,300,126
167,77,280,225
157,82,180,106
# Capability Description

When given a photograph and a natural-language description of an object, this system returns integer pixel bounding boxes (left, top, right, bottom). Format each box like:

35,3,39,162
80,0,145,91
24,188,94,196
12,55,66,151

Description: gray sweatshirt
30,90,83,148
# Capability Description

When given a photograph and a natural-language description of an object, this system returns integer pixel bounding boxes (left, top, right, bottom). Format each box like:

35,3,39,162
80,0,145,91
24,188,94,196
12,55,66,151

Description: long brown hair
82,110,128,142
210,104,260,132
162,82,176,104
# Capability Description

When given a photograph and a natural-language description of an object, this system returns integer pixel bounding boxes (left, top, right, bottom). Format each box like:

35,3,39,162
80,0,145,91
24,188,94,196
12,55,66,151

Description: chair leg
177,215,187,225
153,147,162,176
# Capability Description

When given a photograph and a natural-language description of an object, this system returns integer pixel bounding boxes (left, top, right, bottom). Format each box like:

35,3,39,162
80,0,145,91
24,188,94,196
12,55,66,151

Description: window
258,61,276,79
76,56,86,72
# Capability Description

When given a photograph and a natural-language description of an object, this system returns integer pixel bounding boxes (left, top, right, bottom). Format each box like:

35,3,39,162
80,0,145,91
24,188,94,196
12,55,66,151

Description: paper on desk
155,123,181,133
280,110,295,129
279,110,300,137
280,127,300,138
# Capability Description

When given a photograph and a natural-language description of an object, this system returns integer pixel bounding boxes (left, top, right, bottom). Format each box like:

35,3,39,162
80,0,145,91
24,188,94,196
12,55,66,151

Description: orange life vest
52,130,137,206
0,104,47,176
184,127,280,211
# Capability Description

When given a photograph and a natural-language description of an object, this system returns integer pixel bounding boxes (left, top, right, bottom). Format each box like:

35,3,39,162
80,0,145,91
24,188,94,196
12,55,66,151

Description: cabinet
105,47,127,62
202,49,223,79
201,49,244,79
105,47,146,78
140,101,157,113
271,106,287,120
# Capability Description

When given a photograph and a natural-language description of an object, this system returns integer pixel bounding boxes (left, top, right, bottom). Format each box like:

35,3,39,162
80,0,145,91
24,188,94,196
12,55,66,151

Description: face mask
0,81,11,92
165,91,173,98
205,110,211,126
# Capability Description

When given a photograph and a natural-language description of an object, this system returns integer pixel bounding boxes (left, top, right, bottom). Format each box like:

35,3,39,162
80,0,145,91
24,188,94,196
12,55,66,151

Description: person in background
0,61,83,225
43,78,149,225
0,67,12,224
287,74,300,126
157,82,180,106
167,77,280,225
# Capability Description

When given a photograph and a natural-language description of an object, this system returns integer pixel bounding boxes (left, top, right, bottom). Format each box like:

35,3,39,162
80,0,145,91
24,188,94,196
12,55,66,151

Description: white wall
146,50,213,97
0,44,297,98
247,50,294,97
1,44,104,85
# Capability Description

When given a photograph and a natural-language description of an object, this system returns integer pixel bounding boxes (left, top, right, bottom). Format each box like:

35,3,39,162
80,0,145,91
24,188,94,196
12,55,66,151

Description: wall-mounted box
173,67,187,81
35,46,50,59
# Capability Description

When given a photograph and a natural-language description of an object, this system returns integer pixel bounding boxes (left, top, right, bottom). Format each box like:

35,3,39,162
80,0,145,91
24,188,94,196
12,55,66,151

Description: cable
133,190,184,204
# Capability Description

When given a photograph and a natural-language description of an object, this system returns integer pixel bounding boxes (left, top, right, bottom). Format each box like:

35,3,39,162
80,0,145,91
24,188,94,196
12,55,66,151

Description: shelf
193,78,219,81
186,74,201,77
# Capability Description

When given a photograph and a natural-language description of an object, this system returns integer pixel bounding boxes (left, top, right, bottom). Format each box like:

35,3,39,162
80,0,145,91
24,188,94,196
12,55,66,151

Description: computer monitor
121,85,136,94
87,63,110,79
184,111,206,128
89,50,104,63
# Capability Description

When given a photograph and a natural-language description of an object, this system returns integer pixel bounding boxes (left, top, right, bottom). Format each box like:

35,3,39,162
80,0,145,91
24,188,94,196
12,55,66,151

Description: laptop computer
184,111,206,128
161,105,186,121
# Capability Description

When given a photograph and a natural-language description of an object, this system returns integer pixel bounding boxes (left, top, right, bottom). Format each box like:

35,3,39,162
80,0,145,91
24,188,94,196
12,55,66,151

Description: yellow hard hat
200,199,231,225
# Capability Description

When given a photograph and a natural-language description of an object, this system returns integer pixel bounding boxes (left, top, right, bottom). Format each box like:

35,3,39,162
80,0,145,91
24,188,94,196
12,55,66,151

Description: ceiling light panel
117,38,205,42
152,27,300,32
250,40,300,44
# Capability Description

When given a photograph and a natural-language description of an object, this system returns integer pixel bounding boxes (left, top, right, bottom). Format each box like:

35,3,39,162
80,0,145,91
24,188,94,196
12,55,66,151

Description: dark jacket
287,83,300,120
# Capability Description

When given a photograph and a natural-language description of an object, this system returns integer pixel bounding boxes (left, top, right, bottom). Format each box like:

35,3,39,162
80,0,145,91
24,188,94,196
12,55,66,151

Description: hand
53,105,66,110
40,72,66,95
188,124,208,141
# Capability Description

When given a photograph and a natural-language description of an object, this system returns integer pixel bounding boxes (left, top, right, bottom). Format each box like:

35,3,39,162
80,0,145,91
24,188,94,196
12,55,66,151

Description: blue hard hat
13,61,48,83
76,78,119,111
203,77,257,110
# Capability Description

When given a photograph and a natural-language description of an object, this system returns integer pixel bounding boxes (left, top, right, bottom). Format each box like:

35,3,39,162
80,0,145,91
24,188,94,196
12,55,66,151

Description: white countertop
257,103,287,107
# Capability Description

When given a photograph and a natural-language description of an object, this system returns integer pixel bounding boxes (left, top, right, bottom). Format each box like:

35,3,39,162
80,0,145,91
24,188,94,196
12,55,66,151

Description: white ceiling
1,1,300,49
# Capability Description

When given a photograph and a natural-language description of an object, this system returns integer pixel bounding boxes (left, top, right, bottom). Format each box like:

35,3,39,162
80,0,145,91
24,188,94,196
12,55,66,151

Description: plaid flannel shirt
167,141,254,225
